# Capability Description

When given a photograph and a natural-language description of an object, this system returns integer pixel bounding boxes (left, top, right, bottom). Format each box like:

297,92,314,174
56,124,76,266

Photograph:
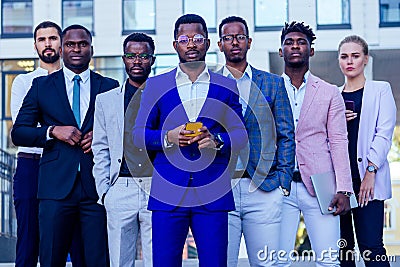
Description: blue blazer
134,68,247,211
247,66,295,191
11,69,119,200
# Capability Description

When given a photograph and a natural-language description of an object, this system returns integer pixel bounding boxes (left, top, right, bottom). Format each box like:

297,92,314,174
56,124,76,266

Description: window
316,0,350,29
380,0,400,27
62,0,94,33
123,0,156,34
183,0,216,33
254,0,288,31
1,0,33,37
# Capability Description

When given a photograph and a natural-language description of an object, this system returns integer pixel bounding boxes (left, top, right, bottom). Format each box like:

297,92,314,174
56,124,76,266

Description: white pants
228,178,283,267
276,181,340,267
104,177,152,267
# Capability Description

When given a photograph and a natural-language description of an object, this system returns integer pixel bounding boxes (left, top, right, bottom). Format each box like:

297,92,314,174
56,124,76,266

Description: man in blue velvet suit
11,24,119,267
133,14,247,267
217,16,295,266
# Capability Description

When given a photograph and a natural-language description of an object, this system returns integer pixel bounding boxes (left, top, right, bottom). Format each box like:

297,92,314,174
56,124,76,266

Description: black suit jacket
11,69,119,200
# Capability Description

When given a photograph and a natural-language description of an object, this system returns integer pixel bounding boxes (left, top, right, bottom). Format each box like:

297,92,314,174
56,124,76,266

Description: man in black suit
11,24,119,267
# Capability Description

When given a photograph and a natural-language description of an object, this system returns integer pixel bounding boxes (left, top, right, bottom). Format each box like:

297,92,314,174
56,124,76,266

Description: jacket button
118,159,121,163
358,158,362,162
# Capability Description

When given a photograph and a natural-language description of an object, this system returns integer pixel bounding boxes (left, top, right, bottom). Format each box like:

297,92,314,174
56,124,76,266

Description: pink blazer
296,74,353,196
340,80,396,200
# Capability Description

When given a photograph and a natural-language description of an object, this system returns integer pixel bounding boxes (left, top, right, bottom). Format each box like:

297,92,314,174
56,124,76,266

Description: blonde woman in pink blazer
338,35,396,267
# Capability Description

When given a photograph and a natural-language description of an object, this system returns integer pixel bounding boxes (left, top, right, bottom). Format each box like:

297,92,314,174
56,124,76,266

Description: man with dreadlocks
276,21,353,267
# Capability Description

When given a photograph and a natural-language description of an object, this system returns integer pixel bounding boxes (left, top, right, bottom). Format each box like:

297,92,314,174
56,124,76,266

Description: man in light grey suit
92,33,156,267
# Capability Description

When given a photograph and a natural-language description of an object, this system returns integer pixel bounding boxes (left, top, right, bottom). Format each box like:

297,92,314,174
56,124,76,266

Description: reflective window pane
63,0,94,32
255,0,287,29
2,1,33,35
183,0,216,30
316,0,350,25
123,0,156,32
380,0,400,24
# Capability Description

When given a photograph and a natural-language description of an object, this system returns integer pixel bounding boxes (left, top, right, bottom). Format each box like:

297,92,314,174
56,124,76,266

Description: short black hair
34,21,62,41
174,14,208,39
280,21,316,45
123,32,155,54
218,16,249,37
62,24,92,42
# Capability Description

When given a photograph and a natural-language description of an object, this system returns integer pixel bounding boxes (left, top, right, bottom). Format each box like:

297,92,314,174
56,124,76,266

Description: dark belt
232,170,250,179
118,173,132,177
17,152,41,160
292,171,302,183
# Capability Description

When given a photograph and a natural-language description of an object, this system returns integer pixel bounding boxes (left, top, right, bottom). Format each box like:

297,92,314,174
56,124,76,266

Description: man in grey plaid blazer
217,16,295,267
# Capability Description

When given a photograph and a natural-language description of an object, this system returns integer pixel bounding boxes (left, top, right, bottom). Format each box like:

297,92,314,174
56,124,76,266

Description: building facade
0,0,399,260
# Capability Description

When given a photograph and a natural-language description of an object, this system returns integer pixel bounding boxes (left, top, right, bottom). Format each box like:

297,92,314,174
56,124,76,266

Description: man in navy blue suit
134,14,247,267
11,24,119,267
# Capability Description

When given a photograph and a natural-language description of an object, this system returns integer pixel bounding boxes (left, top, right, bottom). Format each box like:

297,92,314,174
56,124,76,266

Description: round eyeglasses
176,34,206,46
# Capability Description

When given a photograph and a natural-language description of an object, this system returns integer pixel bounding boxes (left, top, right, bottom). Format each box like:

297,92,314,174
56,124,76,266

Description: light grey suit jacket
92,83,126,203
92,81,153,204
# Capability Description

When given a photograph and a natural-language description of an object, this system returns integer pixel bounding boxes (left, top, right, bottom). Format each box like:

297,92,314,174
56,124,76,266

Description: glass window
316,0,351,29
380,0,400,26
123,0,156,34
1,0,33,37
62,0,94,33
183,0,216,32
254,0,288,31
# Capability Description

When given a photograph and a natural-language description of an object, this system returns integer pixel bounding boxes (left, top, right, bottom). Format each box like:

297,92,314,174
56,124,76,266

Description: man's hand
189,126,216,149
167,124,193,146
80,131,93,153
52,126,81,146
329,193,350,216
359,171,375,207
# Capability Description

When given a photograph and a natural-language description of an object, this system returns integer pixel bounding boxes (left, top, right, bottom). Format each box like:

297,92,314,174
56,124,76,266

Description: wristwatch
367,165,377,173
214,133,224,150
337,191,352,198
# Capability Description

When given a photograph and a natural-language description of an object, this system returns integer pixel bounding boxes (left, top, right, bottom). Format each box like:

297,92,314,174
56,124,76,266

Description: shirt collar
223,64,252,81
175,64,210,86
36,66,50,75
282,70,310,85
63,67,90,84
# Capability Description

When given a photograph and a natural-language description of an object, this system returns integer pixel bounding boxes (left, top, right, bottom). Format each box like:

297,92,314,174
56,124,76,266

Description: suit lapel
116,83,125,139
246,68,262,121
53,70,77,126
297,74,319,131
81,71,100,130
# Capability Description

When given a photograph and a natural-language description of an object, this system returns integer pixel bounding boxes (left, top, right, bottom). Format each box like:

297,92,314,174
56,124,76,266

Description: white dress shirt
63,67,91,127
175,65,210,122
222,65,252,171
11,67,50,154
282,71,309,171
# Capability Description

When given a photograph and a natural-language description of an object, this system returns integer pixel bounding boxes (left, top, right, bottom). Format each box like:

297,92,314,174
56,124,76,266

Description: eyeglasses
176,34,206,46
220,34,248,43
123,53,154,62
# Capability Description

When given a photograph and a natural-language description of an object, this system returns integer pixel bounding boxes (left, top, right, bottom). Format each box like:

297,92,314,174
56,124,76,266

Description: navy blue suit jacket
134,68,247,211
11,69,119,200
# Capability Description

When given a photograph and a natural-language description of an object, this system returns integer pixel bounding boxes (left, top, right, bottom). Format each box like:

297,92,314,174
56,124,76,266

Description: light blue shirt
282,71,309,171
175,65,210,122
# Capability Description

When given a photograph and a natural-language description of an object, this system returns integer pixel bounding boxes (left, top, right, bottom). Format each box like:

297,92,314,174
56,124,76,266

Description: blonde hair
338,35,368,55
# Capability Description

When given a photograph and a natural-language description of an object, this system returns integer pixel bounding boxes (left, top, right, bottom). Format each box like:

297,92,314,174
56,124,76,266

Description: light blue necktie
72,75,81,128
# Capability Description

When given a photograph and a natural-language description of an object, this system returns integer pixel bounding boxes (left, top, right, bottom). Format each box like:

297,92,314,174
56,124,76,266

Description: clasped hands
167,124,217,149
50,126,92,153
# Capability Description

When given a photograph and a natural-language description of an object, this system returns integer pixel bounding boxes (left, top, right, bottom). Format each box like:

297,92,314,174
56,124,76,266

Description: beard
38,49,60,64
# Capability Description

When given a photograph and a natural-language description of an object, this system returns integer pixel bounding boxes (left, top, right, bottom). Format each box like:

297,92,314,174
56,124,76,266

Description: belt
292,171,302,183
17,152,41,160
118,173,133,177
232,170,250,179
